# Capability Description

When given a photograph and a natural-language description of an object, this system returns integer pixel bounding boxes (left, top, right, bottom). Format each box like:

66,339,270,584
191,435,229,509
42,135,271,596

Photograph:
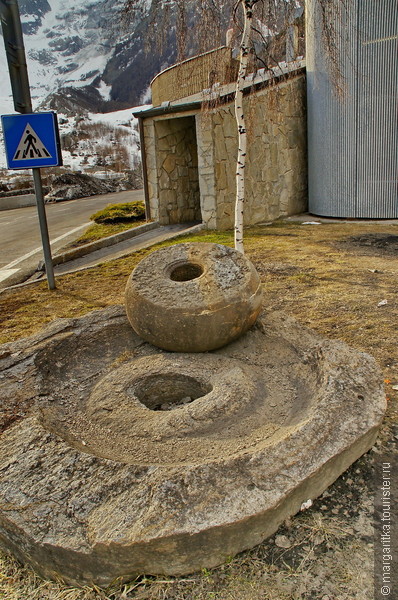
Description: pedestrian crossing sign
1,111,63,169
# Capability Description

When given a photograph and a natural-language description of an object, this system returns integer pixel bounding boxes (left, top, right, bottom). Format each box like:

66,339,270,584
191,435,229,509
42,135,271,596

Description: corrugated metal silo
306,0,398,218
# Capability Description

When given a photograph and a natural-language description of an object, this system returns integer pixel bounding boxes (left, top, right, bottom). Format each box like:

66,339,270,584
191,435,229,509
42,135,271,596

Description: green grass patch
91,201,145,224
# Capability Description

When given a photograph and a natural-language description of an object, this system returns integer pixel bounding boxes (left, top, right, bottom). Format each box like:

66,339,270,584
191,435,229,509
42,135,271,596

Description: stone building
134,47,307,230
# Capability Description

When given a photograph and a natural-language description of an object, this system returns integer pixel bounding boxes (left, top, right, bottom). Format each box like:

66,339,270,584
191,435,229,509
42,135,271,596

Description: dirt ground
0,219,397,600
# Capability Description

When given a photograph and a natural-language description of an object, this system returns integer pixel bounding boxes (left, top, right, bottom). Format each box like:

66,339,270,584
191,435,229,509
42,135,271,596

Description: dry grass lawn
0,220,397,600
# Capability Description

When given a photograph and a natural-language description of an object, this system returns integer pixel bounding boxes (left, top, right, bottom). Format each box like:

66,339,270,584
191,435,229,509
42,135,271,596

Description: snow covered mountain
0,0,179,116
0,0,178,171
0,0,223,173
0,0,301,116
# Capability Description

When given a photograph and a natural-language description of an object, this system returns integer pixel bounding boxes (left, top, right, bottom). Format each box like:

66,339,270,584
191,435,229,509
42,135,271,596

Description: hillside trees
121,0,229,60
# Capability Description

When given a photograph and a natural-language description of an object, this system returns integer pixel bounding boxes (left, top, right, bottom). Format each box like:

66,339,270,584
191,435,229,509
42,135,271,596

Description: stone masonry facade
200,74,307,229
142,71,307,229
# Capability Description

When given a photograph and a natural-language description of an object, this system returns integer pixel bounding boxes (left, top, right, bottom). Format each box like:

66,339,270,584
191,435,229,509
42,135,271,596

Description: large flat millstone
0,306,386,586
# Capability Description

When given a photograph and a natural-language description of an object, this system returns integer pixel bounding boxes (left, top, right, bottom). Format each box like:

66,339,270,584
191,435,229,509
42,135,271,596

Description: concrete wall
0,194,36,211
143,72,307,229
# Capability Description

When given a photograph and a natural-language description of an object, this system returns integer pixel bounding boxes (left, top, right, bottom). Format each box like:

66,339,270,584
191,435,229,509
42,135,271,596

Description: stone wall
197,73,307,229
151,47,239,106
143,118,159,221
196,113,218,229
154,116,201,224
142,71,307,229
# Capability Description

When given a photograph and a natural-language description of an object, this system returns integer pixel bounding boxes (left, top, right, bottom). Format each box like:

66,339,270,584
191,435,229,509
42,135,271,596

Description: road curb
0,222,158,291
52,221,159,265
0,222,204,293
53,223,205,278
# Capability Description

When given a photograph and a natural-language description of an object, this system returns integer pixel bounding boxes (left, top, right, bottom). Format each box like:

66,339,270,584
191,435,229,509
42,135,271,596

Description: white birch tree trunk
234,0,256,254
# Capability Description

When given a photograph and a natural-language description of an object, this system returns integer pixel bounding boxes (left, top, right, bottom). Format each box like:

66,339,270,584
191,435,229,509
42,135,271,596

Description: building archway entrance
155,116,202,225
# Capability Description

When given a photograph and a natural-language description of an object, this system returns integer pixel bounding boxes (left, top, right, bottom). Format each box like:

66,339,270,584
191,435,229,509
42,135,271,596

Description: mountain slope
1,0,179,114
1,0,301,115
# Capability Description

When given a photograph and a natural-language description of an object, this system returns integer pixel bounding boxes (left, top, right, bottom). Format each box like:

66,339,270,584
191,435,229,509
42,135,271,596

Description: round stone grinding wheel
125,242,263,352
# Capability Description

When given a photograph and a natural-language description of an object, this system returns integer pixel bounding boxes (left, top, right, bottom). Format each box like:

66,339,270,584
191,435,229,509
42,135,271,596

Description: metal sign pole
32,169,55,289
0,0,56,290
0,0,31,114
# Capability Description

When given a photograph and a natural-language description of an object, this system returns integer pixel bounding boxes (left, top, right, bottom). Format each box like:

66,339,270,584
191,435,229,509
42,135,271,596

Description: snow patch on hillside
0,0,120,102
0,105,149,174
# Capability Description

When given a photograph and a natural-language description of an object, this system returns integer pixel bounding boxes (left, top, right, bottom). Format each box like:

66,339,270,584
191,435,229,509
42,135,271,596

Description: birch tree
234,0,260,253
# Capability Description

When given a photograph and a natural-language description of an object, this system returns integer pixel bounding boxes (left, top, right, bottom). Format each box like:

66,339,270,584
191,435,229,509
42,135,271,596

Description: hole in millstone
131,374,212,411
169,262,203,282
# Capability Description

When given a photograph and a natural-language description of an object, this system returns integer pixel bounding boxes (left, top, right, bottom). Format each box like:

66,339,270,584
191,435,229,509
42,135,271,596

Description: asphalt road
0,189,144,284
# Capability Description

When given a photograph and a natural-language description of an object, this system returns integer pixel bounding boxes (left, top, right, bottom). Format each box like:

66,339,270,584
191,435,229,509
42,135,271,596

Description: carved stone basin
0,306,386,586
